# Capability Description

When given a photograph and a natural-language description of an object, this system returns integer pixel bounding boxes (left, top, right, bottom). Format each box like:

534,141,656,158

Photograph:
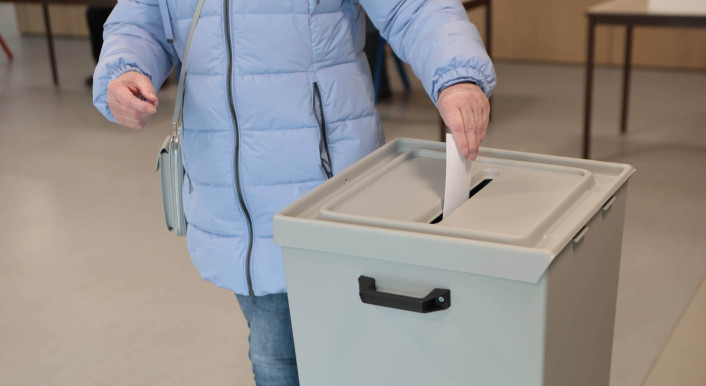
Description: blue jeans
235,293,300,386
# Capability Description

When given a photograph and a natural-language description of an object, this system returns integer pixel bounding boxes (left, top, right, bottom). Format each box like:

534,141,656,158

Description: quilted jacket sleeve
92,0,178,122
357,0,496,105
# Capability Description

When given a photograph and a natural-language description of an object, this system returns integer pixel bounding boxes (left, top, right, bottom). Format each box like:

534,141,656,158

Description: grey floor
1,6,706,386
643,277,706,385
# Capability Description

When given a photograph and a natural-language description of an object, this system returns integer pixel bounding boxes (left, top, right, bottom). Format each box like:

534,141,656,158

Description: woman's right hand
107,71,159,129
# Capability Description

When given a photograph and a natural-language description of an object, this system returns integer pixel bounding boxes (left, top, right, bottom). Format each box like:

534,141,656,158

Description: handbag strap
172,0,208,135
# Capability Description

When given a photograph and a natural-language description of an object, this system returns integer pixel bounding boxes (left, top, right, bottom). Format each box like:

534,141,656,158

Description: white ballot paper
443,133,473,219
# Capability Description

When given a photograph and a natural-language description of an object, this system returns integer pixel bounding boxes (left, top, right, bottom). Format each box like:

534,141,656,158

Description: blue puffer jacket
94,0,496,296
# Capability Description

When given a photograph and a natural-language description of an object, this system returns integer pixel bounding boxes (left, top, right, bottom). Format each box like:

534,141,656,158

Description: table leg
582,17,596,159
485,0,492,57
42,2,59,86
486,0,493,122
0,34,13,61
620,25,633,134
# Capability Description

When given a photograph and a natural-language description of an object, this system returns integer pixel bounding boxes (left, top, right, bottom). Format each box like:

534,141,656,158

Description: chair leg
373,36,386,103
393,55,410,91
375,36,411,101
0,34,13,61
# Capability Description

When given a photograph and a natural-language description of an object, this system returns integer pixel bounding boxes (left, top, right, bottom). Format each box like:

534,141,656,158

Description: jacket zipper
313,82,333,179
224,0,255,296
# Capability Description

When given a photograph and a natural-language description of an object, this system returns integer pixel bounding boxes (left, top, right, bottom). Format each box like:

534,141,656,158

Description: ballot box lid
274,139,634,283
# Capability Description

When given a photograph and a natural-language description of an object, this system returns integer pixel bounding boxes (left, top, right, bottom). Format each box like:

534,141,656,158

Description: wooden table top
2,0,116,6
589,0,706,18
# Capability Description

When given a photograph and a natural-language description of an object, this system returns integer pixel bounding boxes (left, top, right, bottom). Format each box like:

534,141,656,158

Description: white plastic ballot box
273,138,635,386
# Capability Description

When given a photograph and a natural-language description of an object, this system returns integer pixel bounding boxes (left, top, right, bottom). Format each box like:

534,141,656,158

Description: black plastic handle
358,276,451,313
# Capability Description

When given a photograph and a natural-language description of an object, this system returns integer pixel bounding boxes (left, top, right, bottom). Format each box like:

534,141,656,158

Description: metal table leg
42,2,59,85
582,16,596,159
485,0,492,57
485,0,493,122
620,25,633,134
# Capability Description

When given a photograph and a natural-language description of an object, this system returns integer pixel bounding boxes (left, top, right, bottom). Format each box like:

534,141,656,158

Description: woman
93,0,495,384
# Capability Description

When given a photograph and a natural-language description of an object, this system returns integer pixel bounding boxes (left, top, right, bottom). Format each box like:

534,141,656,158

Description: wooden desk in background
583,0,706,159
5,0,116,85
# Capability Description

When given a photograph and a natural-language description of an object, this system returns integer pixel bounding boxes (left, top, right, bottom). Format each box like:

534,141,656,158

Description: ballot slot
430,178,494,224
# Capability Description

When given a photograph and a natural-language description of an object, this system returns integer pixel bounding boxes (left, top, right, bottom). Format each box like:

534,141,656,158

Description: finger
114,85,157,114
472,104,483,149
460,106,479,161
451,127,471,160
109,98,151,121
137,113,153,128
466,130,479,161
119,113,152,129
115,116,144,129
442,108,470,158
107,96,133,121
478,94,490,142
479,103,490,143
132,75,158,106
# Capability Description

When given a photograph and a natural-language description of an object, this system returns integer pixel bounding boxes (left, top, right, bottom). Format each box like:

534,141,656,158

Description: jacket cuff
108,62,150,82
431,66,492,106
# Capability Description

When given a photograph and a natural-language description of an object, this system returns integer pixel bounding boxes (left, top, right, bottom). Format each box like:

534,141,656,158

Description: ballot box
273,138,634,386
